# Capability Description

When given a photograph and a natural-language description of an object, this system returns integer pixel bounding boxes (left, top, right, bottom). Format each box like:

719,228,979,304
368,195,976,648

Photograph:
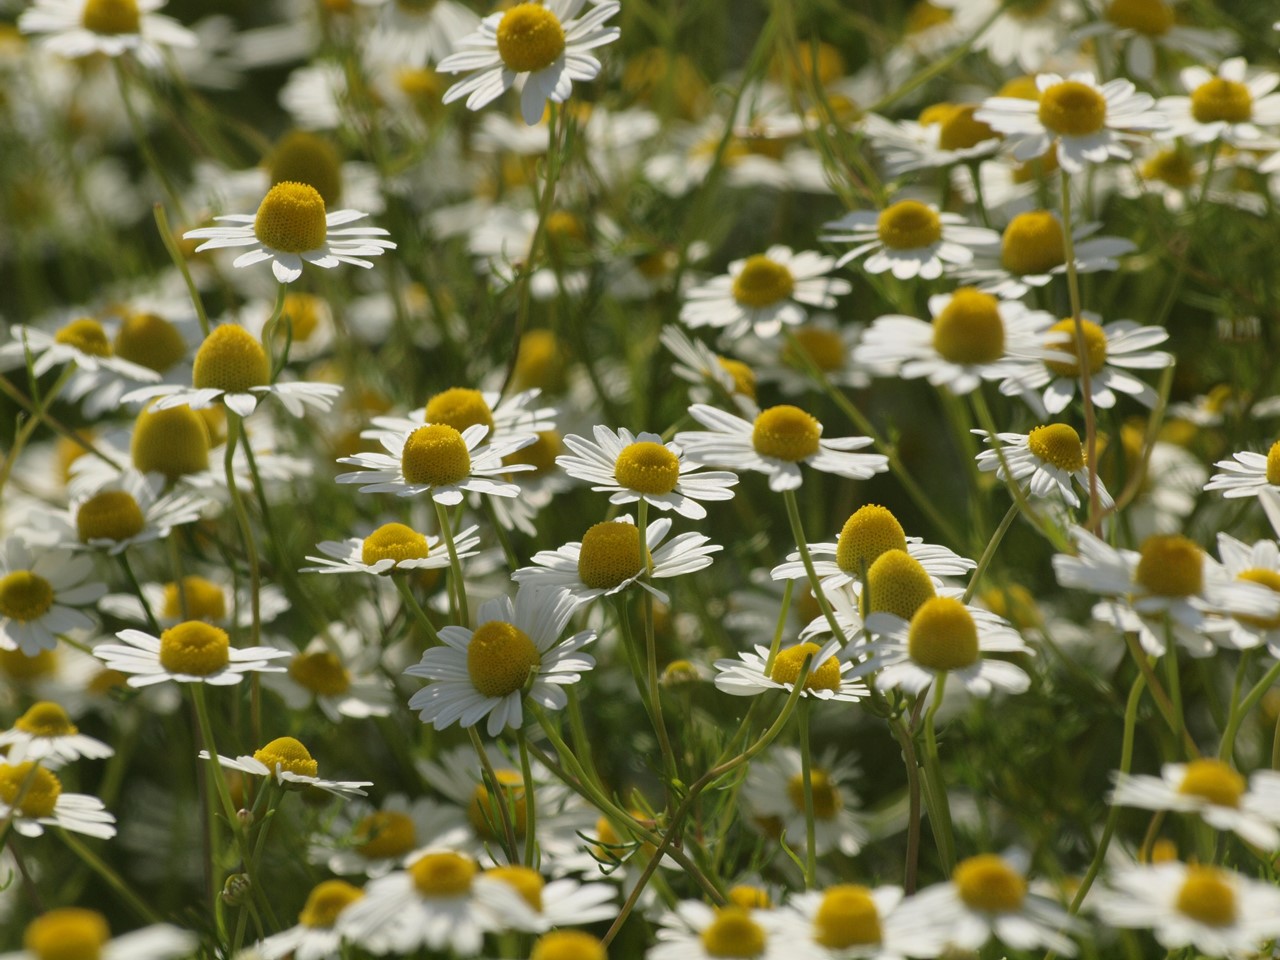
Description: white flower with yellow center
359,0,480,68
862,104,1001,176
557,425,738,520
976,72,1166,174
17,0,196,68
789,882,954,960
675,403,887,492
1111,758,1280,849
182,181,395,283
649,901,822,960
742,747,867,858
303,520,482,575
1,909,196,960
714,639,866,702
317,793,467,879
363,386,555,454
1205,439,1280,499
438,0,621,125
975,425,1114,509
0,701,112,767
261,626,396,723
93,620,289,686
100,572,290,631
0,761,117,839
202,735,372,798
481,865,617,928
740,315,869,396
1096,861,1280,958
680,246,851,340
935,0,1082,72
0,538,105,656
0,317,162,383
405,587,595,736
1070,0,1234,81
660,325,760,418
1212,532,1280,655
254,879,365,960
822,198,997,280
1159,58,1280,146
53,469,208,555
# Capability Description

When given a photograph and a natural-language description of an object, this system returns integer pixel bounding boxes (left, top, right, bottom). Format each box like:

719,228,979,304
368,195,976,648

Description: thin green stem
921,675,956,873
1219,656,1280,764
153,203,209,336
782,488,846,645
393,575,441,646
636,501,677,782
59,829,163,924
517,728,538,867
962,503,1019,605
467,728,519,866
798,699,817,887
0,367,73,499
434,500,470,624
117,552,161,635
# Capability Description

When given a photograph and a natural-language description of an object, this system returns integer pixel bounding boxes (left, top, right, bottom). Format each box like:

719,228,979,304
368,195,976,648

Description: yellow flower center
530,931,607,960
614,441,681,495
701,908,767,958
876,200,942,251
907,596,979,671
937,104,998,151
1135,534,1203,598
23,908,109,960
931,287,1005,365
0,762,61,818
1175,865,1237,927
751,405,821,462
158,621,231,676
361,522,430,567
1027,423,1086,472
252,736,319,778
0,571,54,622
1001,210,1066,276
504,430,562,475
1044,318,1107,378
1141,148,1197,188
0,649,57,680
904,1,951,34
54,318,111,357
814,884,882,948
486,865,545,912
424,388,495,434
836,504,908,575
353,810,417,859
268,131,343,208
545,210,587,252
511,330,568,393
862,549,936,620
400,424,472,486
469,769,528,839
495,3,566,74
1177,759,1245,808
75,490,145,543
278,294,325,344
114,312,187,372
718,357,758,399
1106,0,1174,35
727,886,772,910
731,255,796,309
467,620,542,699
253,181,328,254
1011,145,1061,183
80,0,138,35
131,403,211,480
1191,78,1253,125
14,701,78,737
1267,440,1280,486
289,651,351,697
1236,568,1280,629
783,326,845,372
577,521,647,589
298,879,363,929
1037,80,1107,137
409,850,477,897
396,67,444,107
768,642,842,692
919,102,956,126
192,324,270,393
999,75,1043,100
786,766,841,818
953,854,1027,913
161,577,226,622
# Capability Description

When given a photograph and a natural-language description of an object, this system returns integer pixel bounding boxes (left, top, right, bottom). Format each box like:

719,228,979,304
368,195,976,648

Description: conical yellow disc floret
511,330,568,393
279,294,325,344
937,104,997,150
469,770,528,838
1141,149,1196,188
752,405,821,461
700,908,767,959
1037,80,1107,136
1174,865,1237,927
504,430,562,475
81,0,138,33
0,762,61,817
1044,318,1107,377
467,621,541,698
814,885,882,949
615,441,680,494
786,767,841,817
836,505,908,575
1134,534,1203,598
1191,78,1253,124
1001,210,1065,276
253,736,319,778
0,571,54,622
193,325,270,394
23,908,109,960
783,326,845,372
1106,0,1173,34
530,930,607,960
158,621,230,676
485,865,545,911
1266,440,1280,485
14,701,77,737
288,651,351,696
76,490,145,543
727,886,772,910
931,287,1005,365
495,3,566,74
953,854,1026,913
353,810,417,859
131,403,211,480
1177,759,1245,808
732,255,795,308
1235,568,1280,629
162,577,226,622
361,522,430,567
768,642,842,692
253,181,328,254
298,879,363,929
862,549,935,620
1027,424,1086,472
876,200,941,250
54,318,111,357
401,424,472,486
409,851,477,897
424,388,495,433
718,356,757,399
268,131,343,207
578,522,647,589
907,596,979,671
114,312,187,372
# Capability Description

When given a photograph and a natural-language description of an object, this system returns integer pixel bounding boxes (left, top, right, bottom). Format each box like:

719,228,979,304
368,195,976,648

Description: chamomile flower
438,0,622,126
975,425,1114,509
336,422,534,503
93,621,289,686
744,316,869,396
679,246,851,340
54,470,207,555
302,521,482,576
512,515,720,606
405,587,595,737
0,700,112,766
659,325,759,417
1159,58,1280,146
557,426,738,520
1110,758,1280,848
714,639,866,702
1095,861,1280,958
100,572,289,630
318,794,467,879
254,879,364,960
789,883,953,960
363,386,554,453
183,181,395,283
649,901,821,960
0,910,196,960
0,538,105,656
861,105,1001,176
18,0,197,69
360,0,479,68
821,199,997,280
261,627,396,722
742,747,867,857
481,864,617,927
0,761,116,839
0,317,160,383
977,72,1166,175
1071,0,1234,81
675,403,887,492
935,0,1081,72
1205,440,1280,499
203,736,372,798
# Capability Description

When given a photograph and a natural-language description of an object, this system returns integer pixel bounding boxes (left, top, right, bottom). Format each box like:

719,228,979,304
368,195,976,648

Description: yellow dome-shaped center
512,330,567,394
1001,210,1066,276
614,441,681,495
298,879,363,929
732,255,795,309
727,886,771,910
932,287,1005,365
937,104,998,151
54,318,111,357
253,181,328,254
1044,318,1107,378
279,294,325,344
783,325,845,372
14,700,78,737
905,1,951,34
1175,865,1237,927
0,649,57,680
424,388,495,434
0,571,54,623
836,504,907,575
1236,567,1280,629
907,596,979,671
114,312,187,372
1267,440,1280,486
504,430,562,475
768,642,842,692
193,324,269,394
578,521,647,589
1178,758,1245,808
131,403,211,480
701,908,767,958
410,850,477,897
1037,80,1107,137
1135,534,1203,598
495,3,566,74
999,75,1043,100
1141,148,1196,188
76,490,145,543
1191,79,1253,125
469,769,528,839
718,357,758,399
1106,0,1174,34
0,762,61,818
158,621,231,676
353,810,417,859
876,200,942,251
289,651,351,697
81,0,138,34
1027,423,1085,472
531,930,607,960
23,908,109,960
162,576,226,622
862,549,936,620
467,620,542,699
953,854,1027,913
253,736,319,778
268,131,343,208
401,424,472,486
486,865,545,912
752,405,821,462
814,884,882,948
786,766,841,818
361,522,430,567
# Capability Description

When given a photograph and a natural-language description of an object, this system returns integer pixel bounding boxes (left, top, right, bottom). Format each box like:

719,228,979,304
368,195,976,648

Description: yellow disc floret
76,490,145,543
931,287,1005,365
783,326,845,372
718,357,757,399
1106,0,1174,35
253,181,328,254
253,736,319,778
1191,79,1253,125
1267,440,1280,486
401,424,472,486
467,621,542,699
486,865,545,912
361,522,430,567
1141,148,1196,188
907,596,979,671
614,441,681,495
0,762,61,818
1037,80,1107,137
751,405,821,462
424,388,495,433
1177,759,1245,808
279,294,325,344
511,330,568,394
131,403,211,480
1134,534,1203,598
0,649,57,680
0,571,54,622
814,885,882,948
1001,210,1065,276
937,104,997,151
577,521,647,589
23,908,109,960
288,651,351,696
1236,567,1280,629
727,886,772,910
54,318,111,357
14,701,77,738
353,810,417,859
836,504,908,575
268,131,343,208
192,324,270,393
768,642,842,692
732,255,795,309
1027,423,1086,472
701,908,767,958
162,577,226,622
1174,865,1237,927
953,854,1027,913
409,850,477,897
158,621,231,676
1044,318,1107,378
298,879,363,929
495,3,566,74
876,200,941,250
863,549,936,620
114,312,187,372
469,769,528,838
531,930,607,960
786,766,841,818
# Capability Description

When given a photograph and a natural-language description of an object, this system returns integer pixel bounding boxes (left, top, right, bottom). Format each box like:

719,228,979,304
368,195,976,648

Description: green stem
962,503,1019,605
393,575,441,646
920,674,955,873
781,488,846,645
889,717,924,894
1219,656,1280,763
434,500,470,624
636,501,678,782
798,698,817,887
117,552,160,635
59,828,162,924
152,203,209,336
517,728,538,867
467,728,519,865
0,366,73,499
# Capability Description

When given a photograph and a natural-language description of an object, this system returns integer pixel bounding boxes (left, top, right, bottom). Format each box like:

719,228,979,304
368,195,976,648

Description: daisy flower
861,106,1001,176
100,572,289,630
1071,0,1234,81
202,736,372,798
674,403,888,492
742,747,867,857
744,315,870,396
0,537,105,656
0,701,111,767
360,0,479,68
405,587,596,737
821,199,997,280
1095,861,1280,958
302,521,482,576
260,626,396,723
512,515,720,606
1,910,195,960
1214,532,1280,654
679,246,851,340
659,325,759,417
55,469,207,555
935,0,1081,72
17,0,196,68
182,180,395,283
1110,758,1280,848
1158,58,1280,147
438,0,622,126
789,883,954,960
363,386,554,453
0,761,116,839
92,620,290,686
318,793,467,879
714,639,866,702
1205,440,1280,499
649,901,823,960
557,425,738,520
254,879,364,960
481,864,617,928
975,424,1114,509
336,422,534,503
975,72,1166,175
0,317,160,383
